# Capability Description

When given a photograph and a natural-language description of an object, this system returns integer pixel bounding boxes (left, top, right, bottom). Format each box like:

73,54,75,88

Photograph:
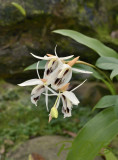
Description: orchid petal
55,96,61,109
61,96,72,118
60,55,74,60
31,84,45,106
45,88,49,112
18,79,43,86
71,79,87,92
51,64,72,90
54,44,58,57
72,68,93,74
45,85,57,94
30,53,55,60
36,61,40,79
43,60,63,85
63,91,80,105
43,93,58,96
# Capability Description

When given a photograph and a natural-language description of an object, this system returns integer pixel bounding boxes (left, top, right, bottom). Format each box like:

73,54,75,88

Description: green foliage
103,149,117,160
114,99,118,118
110,69,118,80
52,29,118,160
24,60,46,71
53,29,118,58
94,95,118,109
96,57,118,80
11,2,26,16
66,107,118,160
74,64,104,80
96,57,118,70
0,81,95,157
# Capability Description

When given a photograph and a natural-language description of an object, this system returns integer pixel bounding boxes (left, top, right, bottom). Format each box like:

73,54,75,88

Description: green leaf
25,61,104,81
110,68,118,80
96,57,118,70
114,99,118,118
11,2,26,16
53,29,118,58
74,64,104,80
66,107,118,160
24,60,46,71
103,149,117,160
57,144,65,157
94,95,118,109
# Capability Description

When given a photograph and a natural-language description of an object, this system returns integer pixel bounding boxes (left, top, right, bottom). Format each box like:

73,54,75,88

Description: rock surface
7,136,72,160
7,135,105,160
0,0,118,82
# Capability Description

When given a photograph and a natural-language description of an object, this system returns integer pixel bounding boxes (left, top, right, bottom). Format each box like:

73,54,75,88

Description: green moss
0,80,96,157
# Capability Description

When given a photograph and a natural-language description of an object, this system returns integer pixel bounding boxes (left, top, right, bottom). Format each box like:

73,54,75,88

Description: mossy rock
0,0,118,82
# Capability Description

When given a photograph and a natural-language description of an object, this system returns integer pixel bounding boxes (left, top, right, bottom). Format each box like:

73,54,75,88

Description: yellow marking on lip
58,68,68,78
48,58,57,68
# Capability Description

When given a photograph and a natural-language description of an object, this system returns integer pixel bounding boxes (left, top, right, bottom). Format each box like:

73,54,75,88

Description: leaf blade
24,60,46,71
66,107,118,160
104,149,117,160
94,95,118,109
73,63,104,80
110,68,118,80
11,2,26,16
96,57,118,70
53,29,118,58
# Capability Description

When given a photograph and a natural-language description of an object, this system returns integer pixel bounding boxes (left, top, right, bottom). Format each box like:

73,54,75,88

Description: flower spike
18,45,93,121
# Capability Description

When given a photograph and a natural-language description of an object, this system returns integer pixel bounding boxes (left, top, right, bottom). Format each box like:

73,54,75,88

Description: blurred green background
0,0,118,159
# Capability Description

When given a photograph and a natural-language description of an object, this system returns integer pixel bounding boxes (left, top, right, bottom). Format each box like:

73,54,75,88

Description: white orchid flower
18,61,56,111
30,45,74,85
51,55,92,90
46,79,87,121
30,45,74,61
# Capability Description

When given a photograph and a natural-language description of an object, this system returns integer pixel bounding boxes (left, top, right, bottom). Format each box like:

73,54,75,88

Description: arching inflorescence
18,46,92,122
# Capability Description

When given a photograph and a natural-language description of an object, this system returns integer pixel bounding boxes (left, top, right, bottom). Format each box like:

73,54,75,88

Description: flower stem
66,60,116,95
54,91,60,107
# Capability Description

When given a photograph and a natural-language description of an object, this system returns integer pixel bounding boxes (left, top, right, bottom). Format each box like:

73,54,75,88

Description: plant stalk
66,60,117,95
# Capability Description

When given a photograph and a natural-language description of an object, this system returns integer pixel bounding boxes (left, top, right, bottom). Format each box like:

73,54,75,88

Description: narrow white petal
45,88,49,112
55,95,61,109
18,79,43,86
71,79,87,92
63,91,80,105
43,93,58,96
36,61,40,79
30,53,55,60
72,68,93,74
60,55,74,60
54,44,58,57
45,85,57,94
